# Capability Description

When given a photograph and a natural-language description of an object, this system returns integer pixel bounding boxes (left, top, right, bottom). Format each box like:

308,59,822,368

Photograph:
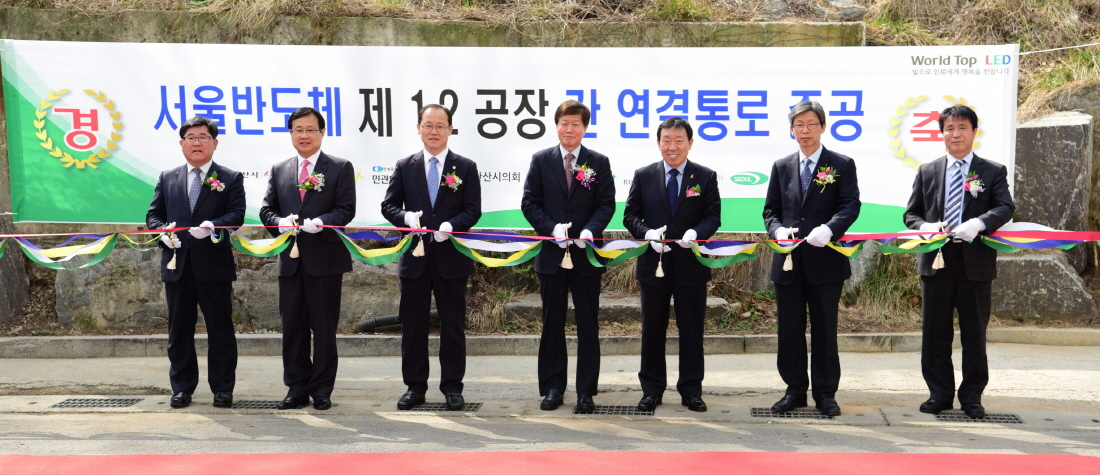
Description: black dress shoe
575,394,595,414
212,392,233,408
770,395,807,413
816,398,841,416
540,388,564,411
445,393,465,411
636,393,663,412
276,396,310,410
397,391,425,410
170,391,191,408
962,402,986,418
313,397,332,410
681,395,707,412
919,398,953,414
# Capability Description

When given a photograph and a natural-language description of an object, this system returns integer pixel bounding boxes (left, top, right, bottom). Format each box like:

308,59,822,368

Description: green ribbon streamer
980,237,1077,253
231,232,292,258
338,233,413,266
451,238,541,268
19,235,119,270
0,239,6,259
877,238,947,255
584,242,650,268
691,245,759,268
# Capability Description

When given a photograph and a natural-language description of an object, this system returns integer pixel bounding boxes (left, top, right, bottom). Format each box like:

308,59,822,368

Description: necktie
188,167,202,212
945,160,964,230
565,153,575,191
428,156,440,207
667,168,679,212
298,159,311,202
801,158,812,197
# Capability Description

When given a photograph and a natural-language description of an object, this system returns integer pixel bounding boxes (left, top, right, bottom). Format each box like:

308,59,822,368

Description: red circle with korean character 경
64,129,98,151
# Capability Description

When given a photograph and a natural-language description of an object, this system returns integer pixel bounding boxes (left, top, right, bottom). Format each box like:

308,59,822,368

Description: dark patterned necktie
188,168,202,212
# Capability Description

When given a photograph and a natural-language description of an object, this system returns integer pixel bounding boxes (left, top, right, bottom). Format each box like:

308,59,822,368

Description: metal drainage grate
934,411,1023,424
408,402,482,412
232,400,282,410
51,398,143,408
575,404,653,416
751,407,834,420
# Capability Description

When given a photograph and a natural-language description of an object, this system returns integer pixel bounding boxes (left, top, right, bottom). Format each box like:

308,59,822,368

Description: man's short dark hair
179,116,219,139
418,104,453,126
287,107,326,131
554,100,591,127
788,101,826,127
938,105,979,132
656,117,693,141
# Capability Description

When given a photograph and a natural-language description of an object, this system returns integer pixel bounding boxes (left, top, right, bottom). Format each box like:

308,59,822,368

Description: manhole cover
934,411,1023,424
575,404,653,416
751,407,833,419
408,402,482,412
231,400,282,410
51,398,143,408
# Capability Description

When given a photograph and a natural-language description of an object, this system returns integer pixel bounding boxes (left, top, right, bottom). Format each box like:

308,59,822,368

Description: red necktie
298,159,311,201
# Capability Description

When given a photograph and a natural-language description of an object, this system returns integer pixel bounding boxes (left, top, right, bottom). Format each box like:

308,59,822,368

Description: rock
812,0,867,21
505,293,730,323
0,215,28,326
756,0,788,20
234,260,402,331
991,253,1099,322
54,248,166,328
842,241,881,301
1015,112,1093,272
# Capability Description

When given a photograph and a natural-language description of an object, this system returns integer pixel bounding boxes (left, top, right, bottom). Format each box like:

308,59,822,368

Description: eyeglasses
291,128,322,135
792,123,821,131
183,135,214,143
419,124,450,132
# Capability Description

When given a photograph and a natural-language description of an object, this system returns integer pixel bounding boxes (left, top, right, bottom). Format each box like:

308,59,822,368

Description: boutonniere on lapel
572,163,597,189
204,171,225,192
685,184,702,197
441,166,463,191
964,171,985,197
297,172,325,193
812,166,838,192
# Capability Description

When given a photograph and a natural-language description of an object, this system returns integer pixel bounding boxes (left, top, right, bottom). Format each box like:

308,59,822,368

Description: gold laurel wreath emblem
34,89,124,169
888,95,982,171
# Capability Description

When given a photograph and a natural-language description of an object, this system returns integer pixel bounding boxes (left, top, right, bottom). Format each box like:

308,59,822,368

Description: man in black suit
762,100,860,417
521,100,616,413
904,105,1015,418
147,116,245,409
624,117,721,413
259,107,356,411
381,104,482,411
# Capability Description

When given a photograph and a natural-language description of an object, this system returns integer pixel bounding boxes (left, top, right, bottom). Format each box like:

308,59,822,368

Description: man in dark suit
904,105,1015,418
146,116,245,409
624,117,721,413
762,100,860,417
381,104,482,411
521,100,616,413
259,107,356,411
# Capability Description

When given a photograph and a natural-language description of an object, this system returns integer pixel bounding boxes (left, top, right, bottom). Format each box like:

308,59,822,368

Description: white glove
805,224,833,247
553,222,570,249
953,218,985,242
645,226,669,254
918,222,943,240
574,229,594,249
404,210,422,229
676,228,697,248
278,216,294,234
188,220,214,239
301,217,323,234
160,234,181,249
435,221,452,242
774,227,798,249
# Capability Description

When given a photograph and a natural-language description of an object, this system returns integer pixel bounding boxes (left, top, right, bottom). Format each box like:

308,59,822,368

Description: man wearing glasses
762,100,860,417
147,116,246,409
259,107,356,411
381,104,482,411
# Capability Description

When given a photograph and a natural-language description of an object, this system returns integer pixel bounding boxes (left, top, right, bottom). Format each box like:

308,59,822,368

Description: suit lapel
962,155,984,214
932,156,948,221
550,146,570,196
409,152,432,210
191,163,215,216
436,151,458,212
785,154,803,207
655,162,673,218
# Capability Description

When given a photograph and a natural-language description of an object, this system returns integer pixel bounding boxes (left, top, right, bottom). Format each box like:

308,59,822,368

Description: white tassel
167,249,177,270
932,250,945,269
782,253,793,271
412,236,426,257
289,239,299,258
561,248,574,269
655,259,665,278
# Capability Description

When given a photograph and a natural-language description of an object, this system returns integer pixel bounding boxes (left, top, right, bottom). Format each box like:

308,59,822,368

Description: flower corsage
812,166,838,192
964,171,985,198
297,172,325,192
204,171,225,192
685,184,702,197
573,163,597,189
441,167,463,191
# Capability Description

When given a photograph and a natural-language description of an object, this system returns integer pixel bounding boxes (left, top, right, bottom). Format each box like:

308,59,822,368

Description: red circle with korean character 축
887,95,981,171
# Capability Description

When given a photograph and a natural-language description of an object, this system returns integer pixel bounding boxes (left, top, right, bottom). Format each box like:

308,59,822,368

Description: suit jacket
380,150,482,280
903,154,1015,281
623,160,721,286
520,144,616,276
258,151,356,277
762,147,861,285
146,161,245,283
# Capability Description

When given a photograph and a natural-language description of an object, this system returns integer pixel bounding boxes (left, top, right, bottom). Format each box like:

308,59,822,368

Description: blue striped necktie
945,160,964,230
800,159,812,196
